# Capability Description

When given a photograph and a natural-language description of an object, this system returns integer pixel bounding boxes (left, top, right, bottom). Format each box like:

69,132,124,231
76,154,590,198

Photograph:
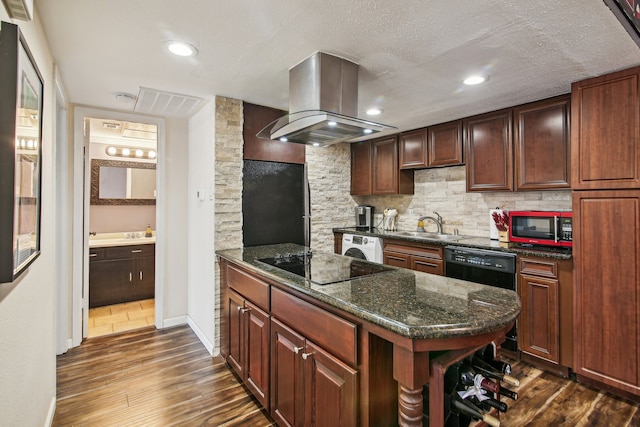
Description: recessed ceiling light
121,148,130,156
165,41,198,57
463,75,487,85
279,137,288,142
366,108,382,116
363,129,373,134
327,121,337,126
312,142,320,147
148,150,157,159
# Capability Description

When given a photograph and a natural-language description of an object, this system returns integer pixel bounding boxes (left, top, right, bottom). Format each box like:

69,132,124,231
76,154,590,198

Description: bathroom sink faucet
417,211,443,234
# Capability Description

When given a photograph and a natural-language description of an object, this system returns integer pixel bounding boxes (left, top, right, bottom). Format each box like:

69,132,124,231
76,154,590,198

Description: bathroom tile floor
88,299,155,338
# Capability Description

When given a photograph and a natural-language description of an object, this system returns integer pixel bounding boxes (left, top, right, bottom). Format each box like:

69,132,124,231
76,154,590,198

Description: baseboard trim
162,315,188,328
188,316,214,356
46,395,56,426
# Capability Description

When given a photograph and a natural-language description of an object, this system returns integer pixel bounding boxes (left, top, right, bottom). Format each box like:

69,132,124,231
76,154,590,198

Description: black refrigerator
242,160,310,247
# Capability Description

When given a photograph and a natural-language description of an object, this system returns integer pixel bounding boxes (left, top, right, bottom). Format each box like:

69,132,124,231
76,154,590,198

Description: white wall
159,118,189,326
186,101,216,353
0,10,58,426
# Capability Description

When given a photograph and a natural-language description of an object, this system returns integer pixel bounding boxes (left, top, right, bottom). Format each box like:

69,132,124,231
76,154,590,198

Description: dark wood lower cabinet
383,240,444,276
270,318,357,427
573,190,640,399
226,289,271,410
89,244,155,307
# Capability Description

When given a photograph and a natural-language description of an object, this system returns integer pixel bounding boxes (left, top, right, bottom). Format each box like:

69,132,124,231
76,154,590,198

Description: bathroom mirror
90,159,156,205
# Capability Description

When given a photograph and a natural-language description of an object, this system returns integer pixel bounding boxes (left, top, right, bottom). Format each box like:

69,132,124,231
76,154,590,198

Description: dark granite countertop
216,244,521,340
333,227,572,260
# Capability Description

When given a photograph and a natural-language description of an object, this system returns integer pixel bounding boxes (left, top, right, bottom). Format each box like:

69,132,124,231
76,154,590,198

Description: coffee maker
355,205,374,230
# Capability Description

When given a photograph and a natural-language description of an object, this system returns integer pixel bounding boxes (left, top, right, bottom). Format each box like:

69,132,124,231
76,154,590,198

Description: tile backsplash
354,165,571,239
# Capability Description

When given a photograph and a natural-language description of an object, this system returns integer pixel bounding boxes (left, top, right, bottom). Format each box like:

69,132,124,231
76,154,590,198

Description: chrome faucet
417,211,443,234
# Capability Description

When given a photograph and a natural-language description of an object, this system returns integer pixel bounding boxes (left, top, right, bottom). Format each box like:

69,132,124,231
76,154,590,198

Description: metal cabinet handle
129,272,133,282
139,271,143,281
89,253,97,257
131,249,142,253
301,352,312,360
240,307,251,313
293,346,303,354
237,306,243,312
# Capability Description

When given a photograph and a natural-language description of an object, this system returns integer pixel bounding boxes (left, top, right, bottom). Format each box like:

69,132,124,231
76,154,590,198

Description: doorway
71,107,166,347
86,117,158,338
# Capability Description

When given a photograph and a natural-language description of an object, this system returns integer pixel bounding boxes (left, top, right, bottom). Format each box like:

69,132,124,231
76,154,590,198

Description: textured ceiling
35,0,640,136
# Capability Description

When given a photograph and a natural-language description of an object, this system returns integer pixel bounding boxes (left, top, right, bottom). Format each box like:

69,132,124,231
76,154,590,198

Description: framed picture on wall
0,21,44,283
604,0,640,47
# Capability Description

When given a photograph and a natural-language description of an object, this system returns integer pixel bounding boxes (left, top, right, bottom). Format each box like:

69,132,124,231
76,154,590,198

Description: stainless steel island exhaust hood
257,52,394,147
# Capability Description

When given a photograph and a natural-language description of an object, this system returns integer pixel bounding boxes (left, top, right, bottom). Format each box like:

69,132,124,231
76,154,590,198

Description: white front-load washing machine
341,234,383,263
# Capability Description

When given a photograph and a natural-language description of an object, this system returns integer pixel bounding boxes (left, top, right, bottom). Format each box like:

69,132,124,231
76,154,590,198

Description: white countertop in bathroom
89,232,156,248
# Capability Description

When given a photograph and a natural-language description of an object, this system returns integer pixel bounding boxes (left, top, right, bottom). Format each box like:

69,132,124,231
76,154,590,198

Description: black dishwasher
444,246,518,352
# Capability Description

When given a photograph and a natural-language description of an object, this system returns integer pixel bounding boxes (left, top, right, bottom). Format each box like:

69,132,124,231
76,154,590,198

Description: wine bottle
451,395,500,427
471,356,520,387
459,367,500,394
498,385,518,401
470,395,508,413
486,359,512,375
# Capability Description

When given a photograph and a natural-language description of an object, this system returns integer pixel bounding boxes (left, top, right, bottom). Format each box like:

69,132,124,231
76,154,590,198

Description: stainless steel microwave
509,211,572,248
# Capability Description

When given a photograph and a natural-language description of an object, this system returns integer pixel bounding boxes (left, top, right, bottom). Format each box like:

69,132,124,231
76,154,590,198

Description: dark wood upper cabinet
514,95,571,191
351,137,413,195
243,102,305,164
464,109,513,192
373,136,414,195
571,66,640,190
399,128,428,169
350,141,372,195
399,121,463,170
373,137,400,195
428,120,463,167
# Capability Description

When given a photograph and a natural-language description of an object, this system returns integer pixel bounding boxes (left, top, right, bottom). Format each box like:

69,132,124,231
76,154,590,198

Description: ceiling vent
1,0,33,20
134,87,204,118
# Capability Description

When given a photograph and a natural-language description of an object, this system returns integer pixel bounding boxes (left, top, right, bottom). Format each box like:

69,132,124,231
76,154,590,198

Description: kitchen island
217,244,520,426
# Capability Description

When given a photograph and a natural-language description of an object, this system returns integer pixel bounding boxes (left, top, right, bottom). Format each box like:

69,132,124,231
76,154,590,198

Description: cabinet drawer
519,258,558,279
89,247,105,261
384,242,443,260
227,264,270,311
271,287,357,365
106,244,155,259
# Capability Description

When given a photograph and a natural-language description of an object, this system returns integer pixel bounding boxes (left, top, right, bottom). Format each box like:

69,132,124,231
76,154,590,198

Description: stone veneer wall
359,165,572,237
213,96,243,352
306,143,358,252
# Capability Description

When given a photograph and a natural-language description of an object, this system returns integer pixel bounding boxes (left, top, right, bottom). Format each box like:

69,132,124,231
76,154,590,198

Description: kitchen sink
390,231,470,241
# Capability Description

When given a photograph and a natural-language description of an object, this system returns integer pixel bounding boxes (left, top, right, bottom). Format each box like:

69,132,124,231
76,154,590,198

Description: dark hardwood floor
53,325,275,426
54,325,640,426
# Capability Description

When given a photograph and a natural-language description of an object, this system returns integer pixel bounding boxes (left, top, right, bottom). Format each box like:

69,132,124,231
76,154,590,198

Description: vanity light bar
15,137,38,150
105,146,157,159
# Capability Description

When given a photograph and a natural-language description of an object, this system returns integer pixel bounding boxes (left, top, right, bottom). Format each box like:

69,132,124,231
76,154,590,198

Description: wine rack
423,342,517,427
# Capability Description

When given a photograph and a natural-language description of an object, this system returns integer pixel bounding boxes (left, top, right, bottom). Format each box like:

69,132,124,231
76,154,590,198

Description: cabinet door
573,190,640,396
399,128,428,169
571,67,640,189
514,95,570,190
411,256,443,276
383,251,410,269
271,318,305,427
428,120,463,167
304,341,358,427
350,141,372,195
227,290,245,377
519,274,559,364
464,109,513,192
373,137,399,195
245,301,270,410
135,255,155,300
89,258,136,308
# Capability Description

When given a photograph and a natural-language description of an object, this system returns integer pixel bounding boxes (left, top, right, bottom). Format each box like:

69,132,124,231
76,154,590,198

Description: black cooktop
258,250,394,285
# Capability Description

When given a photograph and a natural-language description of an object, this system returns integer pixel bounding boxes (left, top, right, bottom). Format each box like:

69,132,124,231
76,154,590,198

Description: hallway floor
88,299,155,338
